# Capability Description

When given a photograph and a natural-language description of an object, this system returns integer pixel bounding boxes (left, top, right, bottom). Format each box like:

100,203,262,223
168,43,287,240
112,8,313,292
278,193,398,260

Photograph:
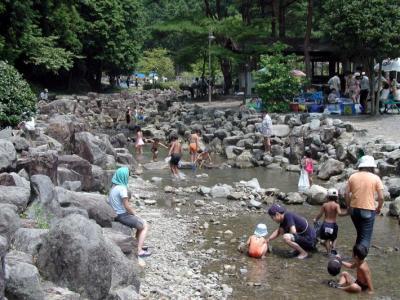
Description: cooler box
340,103,355,115
326,103,341,114
309,104,323,112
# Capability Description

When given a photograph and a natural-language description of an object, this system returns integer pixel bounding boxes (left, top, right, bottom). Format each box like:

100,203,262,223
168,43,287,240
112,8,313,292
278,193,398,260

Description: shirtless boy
314,188,347,255
331,244,373,294
168,134,182,178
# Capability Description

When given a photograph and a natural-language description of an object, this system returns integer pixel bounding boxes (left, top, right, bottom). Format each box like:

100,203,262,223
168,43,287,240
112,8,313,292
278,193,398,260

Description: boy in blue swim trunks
314,188,347,255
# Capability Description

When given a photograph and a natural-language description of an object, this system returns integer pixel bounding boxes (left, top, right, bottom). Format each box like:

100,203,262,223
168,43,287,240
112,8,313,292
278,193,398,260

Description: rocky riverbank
0,89,399,299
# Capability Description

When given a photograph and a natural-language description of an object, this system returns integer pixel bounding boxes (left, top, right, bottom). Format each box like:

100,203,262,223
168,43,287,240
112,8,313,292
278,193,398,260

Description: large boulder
74,132,111,168
389,197,400,216
10,136,30,152
0,235,6,299
273,124,290,137
386,149,400,164
0,140,17,172
58,155,93,191
305,185,328,205
285,192,306,204
386,178,400,198
234,150,254,168
5,255,45,300
37,215,139,299
30,174,60,217
46,115,87,148
0,186,30,212
12,228,48,256
0,204,20,242
0,172,30,189
28,150,58,184
55,187,116,227
317,158,345,180
102,228,134,254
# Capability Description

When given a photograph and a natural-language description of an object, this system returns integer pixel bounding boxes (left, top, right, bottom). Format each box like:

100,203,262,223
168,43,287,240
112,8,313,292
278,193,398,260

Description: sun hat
327,258,341,276
327,188,338,198
254,224,268,237
358,155,377,168
267,203,285,216
354,72,360,77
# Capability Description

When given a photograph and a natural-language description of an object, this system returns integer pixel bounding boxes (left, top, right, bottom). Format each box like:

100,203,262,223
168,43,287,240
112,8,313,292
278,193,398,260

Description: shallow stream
137,145,400,299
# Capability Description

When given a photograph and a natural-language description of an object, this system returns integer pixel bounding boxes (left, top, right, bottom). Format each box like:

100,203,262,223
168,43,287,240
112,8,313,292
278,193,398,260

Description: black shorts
293,234,316,251
170,154,181,166
319,222,338,241
355,279,368,291
115,213,144,230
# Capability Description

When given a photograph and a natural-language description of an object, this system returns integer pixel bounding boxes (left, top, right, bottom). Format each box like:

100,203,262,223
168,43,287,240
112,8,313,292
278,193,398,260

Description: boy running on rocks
314,188,347,255
329,244,373,294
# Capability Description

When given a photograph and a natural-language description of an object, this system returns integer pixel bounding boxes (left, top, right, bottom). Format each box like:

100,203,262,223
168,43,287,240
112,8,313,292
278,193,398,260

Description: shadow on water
136,144,400,299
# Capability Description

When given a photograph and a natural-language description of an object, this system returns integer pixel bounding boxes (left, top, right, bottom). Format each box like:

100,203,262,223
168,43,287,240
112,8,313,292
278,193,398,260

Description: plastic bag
298,169,310,192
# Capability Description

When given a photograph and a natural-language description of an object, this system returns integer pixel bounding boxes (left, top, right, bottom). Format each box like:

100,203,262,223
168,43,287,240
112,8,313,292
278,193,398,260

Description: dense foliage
0,61,36,126
255,44,303,110
138,48,175,79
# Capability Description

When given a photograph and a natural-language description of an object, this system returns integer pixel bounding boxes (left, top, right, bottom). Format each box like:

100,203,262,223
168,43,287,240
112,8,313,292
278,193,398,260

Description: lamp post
208,31,215,103
243,63,249,105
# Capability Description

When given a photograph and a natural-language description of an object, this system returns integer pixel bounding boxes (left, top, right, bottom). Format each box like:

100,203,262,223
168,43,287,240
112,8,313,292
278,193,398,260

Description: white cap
358,155,377,168
354,72,360,76
327,188,338,197
254,223,268,237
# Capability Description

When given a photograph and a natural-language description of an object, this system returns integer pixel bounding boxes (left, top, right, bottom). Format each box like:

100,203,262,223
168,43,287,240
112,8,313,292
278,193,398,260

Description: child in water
314,188,347,255
302,150,314,186
168,134,182,178
194,147,212,169
329,244,373,294
146,138,168,161
134,126,144,155
245,224,269,258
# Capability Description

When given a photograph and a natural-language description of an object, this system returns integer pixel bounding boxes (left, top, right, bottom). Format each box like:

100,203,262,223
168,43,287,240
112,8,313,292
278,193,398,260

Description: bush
255,43,304,109
142,81,181,91
0,61,36,127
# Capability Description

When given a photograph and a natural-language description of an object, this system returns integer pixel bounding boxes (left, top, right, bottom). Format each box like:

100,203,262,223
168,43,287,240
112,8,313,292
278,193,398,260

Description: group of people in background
327,70,399,113
241,154,383,294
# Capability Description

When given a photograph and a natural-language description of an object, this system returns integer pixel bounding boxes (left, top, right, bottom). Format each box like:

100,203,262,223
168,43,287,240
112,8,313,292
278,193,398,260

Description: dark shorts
355,279,368,291
320,222,338,241
170,154,181,166
115,213,144,230
293,233,316,251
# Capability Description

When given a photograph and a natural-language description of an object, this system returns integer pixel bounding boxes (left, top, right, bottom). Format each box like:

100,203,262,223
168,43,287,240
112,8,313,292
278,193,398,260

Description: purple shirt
280,212,311,236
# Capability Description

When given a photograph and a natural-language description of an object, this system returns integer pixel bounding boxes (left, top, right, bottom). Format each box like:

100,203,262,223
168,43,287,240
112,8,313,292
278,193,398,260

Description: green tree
322,0,400,114
0,61,36,127
138,48,175,79
255,43,303,111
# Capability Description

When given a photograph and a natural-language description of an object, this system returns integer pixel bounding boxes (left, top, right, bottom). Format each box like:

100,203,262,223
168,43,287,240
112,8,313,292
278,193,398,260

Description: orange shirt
348,171,384,210
248,236,267,258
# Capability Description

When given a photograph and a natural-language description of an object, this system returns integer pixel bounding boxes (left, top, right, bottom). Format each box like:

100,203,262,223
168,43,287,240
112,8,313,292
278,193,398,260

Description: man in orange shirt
345,156,384,250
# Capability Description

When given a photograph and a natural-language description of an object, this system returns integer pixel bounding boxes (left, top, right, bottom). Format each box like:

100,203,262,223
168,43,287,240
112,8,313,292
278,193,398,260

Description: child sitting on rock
240,224,269,259
328,244,373,294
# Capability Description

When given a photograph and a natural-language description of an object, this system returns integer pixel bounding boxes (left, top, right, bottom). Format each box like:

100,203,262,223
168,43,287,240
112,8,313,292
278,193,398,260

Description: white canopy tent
374,58,400,72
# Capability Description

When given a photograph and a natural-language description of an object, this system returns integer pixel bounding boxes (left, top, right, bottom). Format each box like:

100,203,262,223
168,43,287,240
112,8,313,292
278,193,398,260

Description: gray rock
5,259,45,300
0,235,6,299
222,136,242,146
273,124,290,137
55,187,116,227
309,119,321,131
45,115,87,148
285,192,306,204
58,155,93,191
42,283,81,300
248,199,262,209
305,185,327,205
210,185,232,198
36,215,112,299
227,192,244,201
389,197,400,216
386,149,400,164
198,186,211,195
243,178,261,191
0,204,20,242
74,132,109,167
321,127,335,143
214,129,229,140
0,172,30,189
28,150,58,184
286,165,301,173
377,161,397,177
271,145,284,157
194,199,205,207
10,136,30,152
0,140,17,172
30,175,60,217
387,178,400,198
0,186,30,213
102,228,134,254
12,228,48,256
109,285,139,300
61,181,82,192
317,158,345,180
234,150,254,168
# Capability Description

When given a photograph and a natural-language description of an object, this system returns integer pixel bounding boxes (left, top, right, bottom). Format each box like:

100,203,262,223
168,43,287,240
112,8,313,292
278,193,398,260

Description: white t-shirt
261,114,273,137
360,76,370,91
108,185,128,215
328,76,341,92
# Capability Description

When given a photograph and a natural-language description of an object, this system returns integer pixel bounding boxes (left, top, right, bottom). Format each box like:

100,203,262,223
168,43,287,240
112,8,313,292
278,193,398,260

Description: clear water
137,144,400,299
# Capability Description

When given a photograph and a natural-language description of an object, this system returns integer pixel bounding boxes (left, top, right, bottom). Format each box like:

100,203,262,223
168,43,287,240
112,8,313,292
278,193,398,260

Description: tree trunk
304,0,313,79
278,3,286,38
271,0,279,38
373,61,383,115
220,58,232,94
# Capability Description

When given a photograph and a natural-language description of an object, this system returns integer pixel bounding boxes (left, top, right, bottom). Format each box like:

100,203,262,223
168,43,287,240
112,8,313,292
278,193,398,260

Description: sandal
138,250,152,258
328,280,339,288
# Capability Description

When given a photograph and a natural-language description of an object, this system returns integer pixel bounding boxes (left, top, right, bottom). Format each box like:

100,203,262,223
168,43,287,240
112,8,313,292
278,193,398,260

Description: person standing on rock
266,204,316,259
345,155,384,250
260,110,272,153
108,167,151,257
189,129,201,166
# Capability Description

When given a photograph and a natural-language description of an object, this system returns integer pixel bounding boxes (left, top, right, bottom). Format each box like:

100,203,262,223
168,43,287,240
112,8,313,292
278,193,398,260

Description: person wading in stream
345,155,384,250
108,167,151,257
260,110,272,153
266,204,316,259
